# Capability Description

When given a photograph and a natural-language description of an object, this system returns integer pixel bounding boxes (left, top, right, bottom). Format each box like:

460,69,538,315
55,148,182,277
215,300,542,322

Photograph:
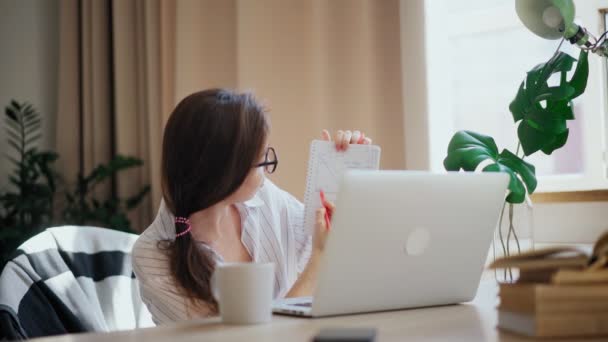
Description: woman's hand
312,198,335,254
285,197,334,298
321,129,372,151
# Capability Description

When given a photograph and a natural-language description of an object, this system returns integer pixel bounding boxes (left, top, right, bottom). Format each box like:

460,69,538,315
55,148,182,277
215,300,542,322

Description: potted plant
443,47,589,274
0,101,150,266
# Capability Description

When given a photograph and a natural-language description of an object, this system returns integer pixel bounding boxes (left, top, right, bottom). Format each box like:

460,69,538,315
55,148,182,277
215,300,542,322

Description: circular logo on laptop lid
404,227,431,256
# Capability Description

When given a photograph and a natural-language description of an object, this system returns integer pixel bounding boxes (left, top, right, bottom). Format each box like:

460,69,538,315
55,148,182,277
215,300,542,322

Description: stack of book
489,233,608,338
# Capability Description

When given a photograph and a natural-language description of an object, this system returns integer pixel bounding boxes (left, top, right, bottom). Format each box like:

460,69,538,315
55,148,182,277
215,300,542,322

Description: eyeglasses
254,147,278,174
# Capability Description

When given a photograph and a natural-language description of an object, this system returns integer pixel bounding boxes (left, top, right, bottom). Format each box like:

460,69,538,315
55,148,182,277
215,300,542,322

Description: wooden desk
31,281,601,342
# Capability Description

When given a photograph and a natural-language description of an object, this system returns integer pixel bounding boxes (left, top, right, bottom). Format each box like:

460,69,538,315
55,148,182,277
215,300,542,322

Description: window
423,0,608,192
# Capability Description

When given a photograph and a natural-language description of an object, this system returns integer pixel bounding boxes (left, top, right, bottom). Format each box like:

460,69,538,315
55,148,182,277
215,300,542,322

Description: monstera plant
444,49,589,261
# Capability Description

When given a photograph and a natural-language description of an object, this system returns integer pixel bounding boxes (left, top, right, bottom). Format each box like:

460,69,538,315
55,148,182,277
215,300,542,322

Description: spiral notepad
302,140,381,234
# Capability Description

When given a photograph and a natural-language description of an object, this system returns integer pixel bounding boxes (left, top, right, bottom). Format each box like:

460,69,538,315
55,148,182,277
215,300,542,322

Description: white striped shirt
131,179,312,325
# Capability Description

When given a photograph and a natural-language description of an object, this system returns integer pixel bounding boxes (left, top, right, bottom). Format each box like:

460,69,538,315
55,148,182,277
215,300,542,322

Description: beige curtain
112,0,175,231
57,0,404,232
56,0,112,196
56,0,174,231
174,0,405,200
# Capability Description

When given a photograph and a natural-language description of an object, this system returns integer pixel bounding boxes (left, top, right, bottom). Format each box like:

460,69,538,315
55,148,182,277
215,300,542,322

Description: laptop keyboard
293,302,312,307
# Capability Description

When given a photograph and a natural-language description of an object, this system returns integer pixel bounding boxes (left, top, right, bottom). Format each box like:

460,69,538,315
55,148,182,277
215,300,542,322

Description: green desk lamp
516,0,608,56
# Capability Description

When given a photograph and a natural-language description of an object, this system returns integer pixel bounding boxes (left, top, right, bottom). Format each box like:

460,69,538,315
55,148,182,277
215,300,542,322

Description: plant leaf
5,115,21,132
569,50,589,99
444,130,536,203
546,100,574,120
22,103,38,119
6,155,20,168
494,149,537,194
444,131,499,171
533,85,574,102
7,140,21,154
9,100,22,111
526,108,567,134
85,155,143,185
6,129,21,145
33,151,59,192
126,185,150,209
24,118,41,130
24,134,42,147
5,105,18,122
509,50,589,156
517,119,552,156
509,82,526,122
541,129,569,155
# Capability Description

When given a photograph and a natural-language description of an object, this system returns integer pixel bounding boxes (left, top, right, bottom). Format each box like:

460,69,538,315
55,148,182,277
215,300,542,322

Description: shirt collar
242,192,264,208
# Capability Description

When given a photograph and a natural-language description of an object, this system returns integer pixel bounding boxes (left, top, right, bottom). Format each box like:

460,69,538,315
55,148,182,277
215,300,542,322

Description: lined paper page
302,140,381,233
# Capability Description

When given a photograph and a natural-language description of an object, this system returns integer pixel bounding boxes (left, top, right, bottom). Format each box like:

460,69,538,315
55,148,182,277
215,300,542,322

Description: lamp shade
515,0,576,40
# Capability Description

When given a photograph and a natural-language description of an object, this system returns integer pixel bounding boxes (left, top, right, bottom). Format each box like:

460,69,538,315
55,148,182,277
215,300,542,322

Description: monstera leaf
509,50,589,156
444,131,537,204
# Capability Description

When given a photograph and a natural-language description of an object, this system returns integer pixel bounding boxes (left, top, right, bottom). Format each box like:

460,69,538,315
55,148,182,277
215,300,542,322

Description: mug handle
211,270,220,302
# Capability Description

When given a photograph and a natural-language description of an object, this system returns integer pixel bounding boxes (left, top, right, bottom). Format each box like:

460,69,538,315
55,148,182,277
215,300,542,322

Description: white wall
0,0,59,190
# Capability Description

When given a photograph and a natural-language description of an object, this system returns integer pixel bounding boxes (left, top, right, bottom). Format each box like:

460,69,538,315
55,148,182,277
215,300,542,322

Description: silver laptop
273,170,508,317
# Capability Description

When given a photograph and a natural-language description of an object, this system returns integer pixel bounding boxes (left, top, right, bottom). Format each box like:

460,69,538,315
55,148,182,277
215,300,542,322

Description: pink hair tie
174,217,192,237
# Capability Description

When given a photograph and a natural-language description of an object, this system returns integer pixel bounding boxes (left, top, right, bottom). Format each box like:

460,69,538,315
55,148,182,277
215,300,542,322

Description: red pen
319,190,331,230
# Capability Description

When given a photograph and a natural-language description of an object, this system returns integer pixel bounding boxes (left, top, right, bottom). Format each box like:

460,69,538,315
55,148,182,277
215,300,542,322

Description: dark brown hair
161,89,269,311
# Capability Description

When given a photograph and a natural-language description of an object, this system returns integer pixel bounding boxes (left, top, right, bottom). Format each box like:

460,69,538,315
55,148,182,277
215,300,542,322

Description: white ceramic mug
212,262,275,324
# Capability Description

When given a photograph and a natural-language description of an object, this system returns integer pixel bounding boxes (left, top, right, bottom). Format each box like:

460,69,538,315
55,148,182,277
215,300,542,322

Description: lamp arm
569,25,608,57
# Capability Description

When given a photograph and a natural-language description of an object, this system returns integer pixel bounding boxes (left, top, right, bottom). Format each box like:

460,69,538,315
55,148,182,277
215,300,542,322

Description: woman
132,89,372,324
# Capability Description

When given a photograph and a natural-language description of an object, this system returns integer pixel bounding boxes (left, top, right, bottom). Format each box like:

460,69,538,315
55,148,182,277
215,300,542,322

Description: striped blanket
0,226,153,340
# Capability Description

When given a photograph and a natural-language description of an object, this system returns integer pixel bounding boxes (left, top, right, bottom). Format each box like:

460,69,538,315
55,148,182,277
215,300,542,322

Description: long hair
160,89,269,311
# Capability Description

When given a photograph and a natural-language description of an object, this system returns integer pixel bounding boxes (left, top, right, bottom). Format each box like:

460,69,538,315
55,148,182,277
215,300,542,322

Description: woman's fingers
315,208,324,224
322,129,372,150
334,130,344,151
316,207,329,232
351,130,362,144
321,129,331,141
341,130,352,151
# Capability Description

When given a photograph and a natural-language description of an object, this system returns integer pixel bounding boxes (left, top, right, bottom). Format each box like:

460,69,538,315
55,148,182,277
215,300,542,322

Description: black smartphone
312,327,377,342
